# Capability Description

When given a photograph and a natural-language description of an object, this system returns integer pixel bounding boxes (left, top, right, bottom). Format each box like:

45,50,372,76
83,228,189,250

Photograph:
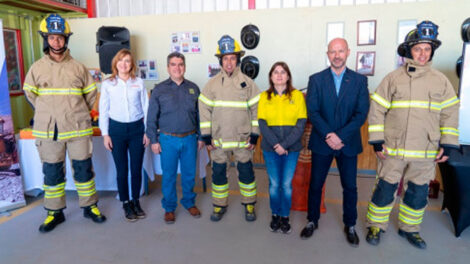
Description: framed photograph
357,20,376,46
356,51,376,76
3,28,25,95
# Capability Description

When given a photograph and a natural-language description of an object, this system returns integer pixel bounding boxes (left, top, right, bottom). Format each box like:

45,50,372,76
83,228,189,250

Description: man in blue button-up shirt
147,52,204,224
301,38,370,247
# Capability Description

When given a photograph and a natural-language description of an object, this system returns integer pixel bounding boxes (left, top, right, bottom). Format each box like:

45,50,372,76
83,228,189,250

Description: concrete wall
68,0,469,92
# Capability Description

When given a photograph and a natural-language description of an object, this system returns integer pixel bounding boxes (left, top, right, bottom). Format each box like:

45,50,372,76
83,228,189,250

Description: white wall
69,0,469,92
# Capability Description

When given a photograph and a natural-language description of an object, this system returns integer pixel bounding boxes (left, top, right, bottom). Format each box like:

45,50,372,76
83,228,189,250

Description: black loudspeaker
96,26,130,74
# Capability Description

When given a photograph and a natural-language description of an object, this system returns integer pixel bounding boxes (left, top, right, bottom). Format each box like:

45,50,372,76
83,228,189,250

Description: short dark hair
167,52,185,66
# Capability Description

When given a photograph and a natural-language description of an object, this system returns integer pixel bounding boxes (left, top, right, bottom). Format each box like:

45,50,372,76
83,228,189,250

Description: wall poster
0,20,26,213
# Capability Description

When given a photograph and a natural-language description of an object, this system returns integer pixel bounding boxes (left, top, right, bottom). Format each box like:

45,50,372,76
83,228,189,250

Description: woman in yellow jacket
258,62,307,233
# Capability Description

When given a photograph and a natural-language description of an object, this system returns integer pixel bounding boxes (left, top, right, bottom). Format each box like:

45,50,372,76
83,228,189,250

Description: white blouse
99,77,149,136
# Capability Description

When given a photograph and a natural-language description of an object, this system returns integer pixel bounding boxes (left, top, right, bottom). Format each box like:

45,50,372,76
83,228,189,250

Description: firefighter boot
39,210,65,233
398,229,427,249
83,204,107,223
244,203,256,222
366,226,383,246
210,206,226,222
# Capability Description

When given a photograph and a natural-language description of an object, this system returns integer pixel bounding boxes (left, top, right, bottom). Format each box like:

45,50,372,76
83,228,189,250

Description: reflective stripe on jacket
198,67,260,150
23,50,97,141
368,59,459,160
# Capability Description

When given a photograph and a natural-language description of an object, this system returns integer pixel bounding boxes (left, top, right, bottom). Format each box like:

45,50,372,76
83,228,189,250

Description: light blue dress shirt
330,68,346,96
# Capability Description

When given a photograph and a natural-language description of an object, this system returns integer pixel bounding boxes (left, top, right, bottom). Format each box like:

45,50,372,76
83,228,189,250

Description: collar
405,58,432,77
164,78,185,86
330,67,346,78
45,49,72,63
221,67,241,78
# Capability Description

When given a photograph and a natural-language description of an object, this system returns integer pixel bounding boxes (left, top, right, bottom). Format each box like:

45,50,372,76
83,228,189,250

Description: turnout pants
366,157,436,232
210,148,256,207
36,137,98,210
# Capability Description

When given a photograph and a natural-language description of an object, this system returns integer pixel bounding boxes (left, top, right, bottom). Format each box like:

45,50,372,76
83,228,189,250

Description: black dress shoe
398,229,427,249
300,222,317,240
344,226,360,247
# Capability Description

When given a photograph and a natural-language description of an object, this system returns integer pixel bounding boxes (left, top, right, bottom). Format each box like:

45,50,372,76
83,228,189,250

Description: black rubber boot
83,204,107,223
39,210,65,233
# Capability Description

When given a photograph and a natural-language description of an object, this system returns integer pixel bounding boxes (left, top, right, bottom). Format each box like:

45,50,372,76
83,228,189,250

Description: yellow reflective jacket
198,67,260,150
368,59,459,160
23,50,97,141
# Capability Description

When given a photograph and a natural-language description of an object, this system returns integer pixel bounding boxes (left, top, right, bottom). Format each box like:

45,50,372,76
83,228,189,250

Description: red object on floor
428,180,440,199
291,120,326,213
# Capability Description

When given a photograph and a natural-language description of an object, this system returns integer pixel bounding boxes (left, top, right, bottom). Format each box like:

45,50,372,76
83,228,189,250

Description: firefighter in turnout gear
199,35,261,222
365,21,459,249
23,14,106,233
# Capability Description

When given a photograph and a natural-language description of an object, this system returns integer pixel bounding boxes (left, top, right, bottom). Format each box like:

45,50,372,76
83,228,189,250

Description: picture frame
356,51,376,76
3,28,25,95
357,20,376,46
397,19,417,45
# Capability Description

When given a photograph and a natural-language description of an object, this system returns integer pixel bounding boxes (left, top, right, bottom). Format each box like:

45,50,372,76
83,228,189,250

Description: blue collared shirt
330,68,346,95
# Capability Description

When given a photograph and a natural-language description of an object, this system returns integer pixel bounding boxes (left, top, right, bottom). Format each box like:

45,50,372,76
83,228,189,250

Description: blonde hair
108,49,137,81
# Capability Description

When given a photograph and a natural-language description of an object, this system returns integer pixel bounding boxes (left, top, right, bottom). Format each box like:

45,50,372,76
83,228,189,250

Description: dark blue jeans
307,152,358,227
263,151,300,217
109,118,145,201
159,133,197,212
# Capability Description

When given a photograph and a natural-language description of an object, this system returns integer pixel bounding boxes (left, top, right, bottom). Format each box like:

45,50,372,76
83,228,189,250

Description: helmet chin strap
49,46,66,54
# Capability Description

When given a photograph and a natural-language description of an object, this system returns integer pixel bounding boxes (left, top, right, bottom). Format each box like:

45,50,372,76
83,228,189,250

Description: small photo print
208,64,221,78
139,68,148,80
88,68,103,83
356,51,376,76
149,60,156,70
148,71,158,80
138,60,148,68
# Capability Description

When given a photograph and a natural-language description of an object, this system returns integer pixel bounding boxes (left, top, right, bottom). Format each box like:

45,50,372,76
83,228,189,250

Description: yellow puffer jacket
368,59,459,160
198,67,260,150
23,50,97,141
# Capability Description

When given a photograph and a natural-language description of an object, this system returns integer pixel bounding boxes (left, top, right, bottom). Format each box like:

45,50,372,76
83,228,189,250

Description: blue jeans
159,133,197,212
263,151,300,217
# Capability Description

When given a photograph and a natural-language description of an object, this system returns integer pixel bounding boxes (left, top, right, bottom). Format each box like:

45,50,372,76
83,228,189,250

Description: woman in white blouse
99,49,150,222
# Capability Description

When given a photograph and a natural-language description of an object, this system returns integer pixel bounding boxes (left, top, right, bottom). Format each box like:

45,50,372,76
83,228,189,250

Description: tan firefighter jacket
23,50,97,141
198,67,260,150
368,59,459,160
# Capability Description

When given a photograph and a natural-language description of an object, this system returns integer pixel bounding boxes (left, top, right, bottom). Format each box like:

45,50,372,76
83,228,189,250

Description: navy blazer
306,67,370,156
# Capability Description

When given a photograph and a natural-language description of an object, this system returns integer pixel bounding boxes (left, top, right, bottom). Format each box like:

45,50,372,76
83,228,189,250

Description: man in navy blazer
300,38,370,247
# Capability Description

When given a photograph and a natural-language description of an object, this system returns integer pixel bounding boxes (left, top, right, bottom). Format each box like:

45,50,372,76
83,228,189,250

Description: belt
161,130,196,138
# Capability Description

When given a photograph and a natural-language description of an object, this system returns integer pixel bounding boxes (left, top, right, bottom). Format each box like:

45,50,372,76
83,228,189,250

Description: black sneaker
210,206,226,222
300,221,318,239
280,217,292,234
123,201,137,222
132,200,146,219
83,204,107,223
366,226,383,246
39,210,65,233
270,215,281,232
244,204,256,222
398,229,427,249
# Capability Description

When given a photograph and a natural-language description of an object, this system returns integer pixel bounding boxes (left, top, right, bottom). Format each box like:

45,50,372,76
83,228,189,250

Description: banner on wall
0,20,26,213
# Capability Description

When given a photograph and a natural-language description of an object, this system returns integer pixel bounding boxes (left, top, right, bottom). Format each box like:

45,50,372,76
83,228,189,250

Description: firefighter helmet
39,14,72,37
397,20,441,59
215,35,245,58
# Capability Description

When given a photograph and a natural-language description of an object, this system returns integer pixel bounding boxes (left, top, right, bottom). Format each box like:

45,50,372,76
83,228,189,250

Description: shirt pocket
159,93,177,114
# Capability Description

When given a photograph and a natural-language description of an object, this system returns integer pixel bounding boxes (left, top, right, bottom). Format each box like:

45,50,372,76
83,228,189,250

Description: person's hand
376,144,388,160
435,148,449,163
103,135,113,151
274,144,287,155
143,134,150,147
325,132,343,150
151,143,162,154
245,137,256,150
198,140,205,151
206,139,217,151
